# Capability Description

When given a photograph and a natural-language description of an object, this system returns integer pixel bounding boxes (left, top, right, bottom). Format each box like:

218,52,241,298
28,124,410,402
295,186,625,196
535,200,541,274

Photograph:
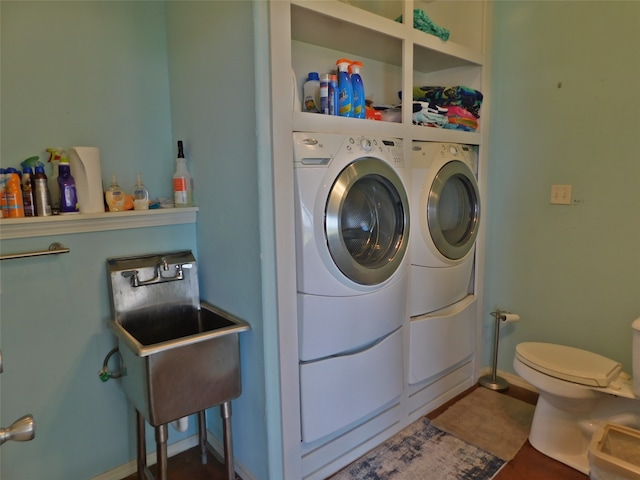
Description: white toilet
513,318,640,475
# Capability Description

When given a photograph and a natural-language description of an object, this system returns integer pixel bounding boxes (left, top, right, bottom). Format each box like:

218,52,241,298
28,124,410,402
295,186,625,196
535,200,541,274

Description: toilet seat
515,342,622,387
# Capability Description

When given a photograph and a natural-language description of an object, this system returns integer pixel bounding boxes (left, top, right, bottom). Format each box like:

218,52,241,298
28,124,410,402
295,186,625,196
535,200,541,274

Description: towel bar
0,242,70,261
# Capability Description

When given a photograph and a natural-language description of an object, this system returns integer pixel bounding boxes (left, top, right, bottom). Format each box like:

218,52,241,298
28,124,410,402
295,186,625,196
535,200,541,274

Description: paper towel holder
479,308,520,392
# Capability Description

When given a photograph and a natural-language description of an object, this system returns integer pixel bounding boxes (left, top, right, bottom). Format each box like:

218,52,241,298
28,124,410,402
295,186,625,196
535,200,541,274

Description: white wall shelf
0,207,198,240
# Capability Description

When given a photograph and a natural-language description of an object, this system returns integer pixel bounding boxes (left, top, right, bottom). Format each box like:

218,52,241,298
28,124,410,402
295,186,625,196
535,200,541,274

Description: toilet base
529,391,640,475
529,394,592,474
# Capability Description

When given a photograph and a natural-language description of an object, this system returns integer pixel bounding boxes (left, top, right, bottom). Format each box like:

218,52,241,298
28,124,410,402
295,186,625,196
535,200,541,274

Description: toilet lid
515,342,622,387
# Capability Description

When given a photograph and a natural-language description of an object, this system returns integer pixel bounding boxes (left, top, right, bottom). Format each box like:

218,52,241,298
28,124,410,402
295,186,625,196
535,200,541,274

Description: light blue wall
485,1,640,374
165,2,270,479
0,229,197,479
1,1,175,196
0,2,201,479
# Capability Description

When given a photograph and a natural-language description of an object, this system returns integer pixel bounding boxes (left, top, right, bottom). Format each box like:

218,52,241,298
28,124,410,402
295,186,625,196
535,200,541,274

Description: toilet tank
633,318,640,396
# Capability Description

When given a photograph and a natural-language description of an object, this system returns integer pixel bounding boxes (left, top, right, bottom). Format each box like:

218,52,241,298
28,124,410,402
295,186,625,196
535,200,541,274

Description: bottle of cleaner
336,59,353,117
302,72,321,113
131,172,150,210
105,174,126,212
46,147,62,214
58,158,79,214
2,168,24,218
320,73,330,115
173,141,193,207
349,60,366,119
32,165,52,217
22,167,35,217
328,74,339,116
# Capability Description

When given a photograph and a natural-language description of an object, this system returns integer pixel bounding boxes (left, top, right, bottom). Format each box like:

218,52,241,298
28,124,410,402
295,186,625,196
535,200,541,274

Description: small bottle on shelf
173,141,194,208
320,73,330,115
349,61,366,119
302,72,321,113
328,74,339,116
32,165,52,217
22,167,35,217
336,59,353,117
131,173,150,211
105,174,126,212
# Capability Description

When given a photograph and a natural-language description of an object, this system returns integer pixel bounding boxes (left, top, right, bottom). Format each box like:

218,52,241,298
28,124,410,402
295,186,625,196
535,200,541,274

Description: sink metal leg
155,424,168,480
198,410,207,464
220,402,235,480
136,410,147,479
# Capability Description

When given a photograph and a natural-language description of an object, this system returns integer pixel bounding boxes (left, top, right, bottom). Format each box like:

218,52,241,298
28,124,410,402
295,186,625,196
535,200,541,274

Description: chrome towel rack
0,242,70,261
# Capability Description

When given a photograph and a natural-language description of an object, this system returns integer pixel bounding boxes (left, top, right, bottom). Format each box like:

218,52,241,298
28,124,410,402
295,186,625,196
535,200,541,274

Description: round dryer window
428,160,480,260
325,158,409,286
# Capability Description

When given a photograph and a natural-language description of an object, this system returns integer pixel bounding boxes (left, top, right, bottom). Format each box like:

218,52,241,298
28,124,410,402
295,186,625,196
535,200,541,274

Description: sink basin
109,301,250,426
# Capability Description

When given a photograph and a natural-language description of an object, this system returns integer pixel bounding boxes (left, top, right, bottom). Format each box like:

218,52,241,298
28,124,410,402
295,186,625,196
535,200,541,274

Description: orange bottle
2,169,24,218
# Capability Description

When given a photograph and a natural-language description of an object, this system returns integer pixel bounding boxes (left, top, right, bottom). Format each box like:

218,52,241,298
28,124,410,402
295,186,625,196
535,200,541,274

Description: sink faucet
159,257,169,272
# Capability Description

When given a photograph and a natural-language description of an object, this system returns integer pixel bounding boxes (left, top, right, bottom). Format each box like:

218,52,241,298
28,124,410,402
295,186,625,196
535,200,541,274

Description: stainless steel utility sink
106,250,249,480
109,301,249,426
106,251,250,425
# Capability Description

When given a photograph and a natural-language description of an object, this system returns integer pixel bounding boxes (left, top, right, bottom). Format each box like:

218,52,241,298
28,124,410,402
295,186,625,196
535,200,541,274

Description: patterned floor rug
329,418,505,480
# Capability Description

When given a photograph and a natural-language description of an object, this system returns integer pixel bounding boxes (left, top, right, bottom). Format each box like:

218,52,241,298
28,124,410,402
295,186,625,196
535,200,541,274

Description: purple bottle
58,162,79,214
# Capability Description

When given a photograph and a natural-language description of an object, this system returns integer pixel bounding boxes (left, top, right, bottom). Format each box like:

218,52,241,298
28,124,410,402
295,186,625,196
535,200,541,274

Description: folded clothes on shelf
396,9,450,41
412,102,448,128
409,85,484,119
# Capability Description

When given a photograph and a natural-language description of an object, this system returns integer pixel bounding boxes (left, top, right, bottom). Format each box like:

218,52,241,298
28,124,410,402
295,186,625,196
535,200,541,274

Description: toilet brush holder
479,309,520,391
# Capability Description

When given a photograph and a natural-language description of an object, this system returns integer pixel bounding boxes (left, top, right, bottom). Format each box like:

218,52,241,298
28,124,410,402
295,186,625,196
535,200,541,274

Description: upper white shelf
0,207,198,240
291,0,484,72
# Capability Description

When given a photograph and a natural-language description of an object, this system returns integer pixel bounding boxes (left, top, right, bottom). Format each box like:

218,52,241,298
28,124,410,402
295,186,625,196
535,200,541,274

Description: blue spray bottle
336,58,353,117
350,61,366,119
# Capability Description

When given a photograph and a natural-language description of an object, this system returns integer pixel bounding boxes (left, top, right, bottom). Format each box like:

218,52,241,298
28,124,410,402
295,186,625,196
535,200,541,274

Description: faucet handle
121,270,140,287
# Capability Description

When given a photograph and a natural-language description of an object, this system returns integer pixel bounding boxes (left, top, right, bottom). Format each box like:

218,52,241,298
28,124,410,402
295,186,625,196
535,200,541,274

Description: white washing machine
293,132,409,443
408,142,480,317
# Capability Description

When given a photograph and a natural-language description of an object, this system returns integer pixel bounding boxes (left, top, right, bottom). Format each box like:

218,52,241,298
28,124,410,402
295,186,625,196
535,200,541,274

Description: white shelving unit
270,1,491,478
288,0,488,146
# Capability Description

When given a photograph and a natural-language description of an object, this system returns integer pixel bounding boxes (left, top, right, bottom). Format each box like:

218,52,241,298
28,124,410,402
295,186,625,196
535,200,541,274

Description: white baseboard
477,367,538,393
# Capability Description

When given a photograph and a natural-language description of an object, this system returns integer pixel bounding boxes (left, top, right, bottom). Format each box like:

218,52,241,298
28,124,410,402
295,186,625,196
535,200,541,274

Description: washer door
427,160,480,261
326,158,409,286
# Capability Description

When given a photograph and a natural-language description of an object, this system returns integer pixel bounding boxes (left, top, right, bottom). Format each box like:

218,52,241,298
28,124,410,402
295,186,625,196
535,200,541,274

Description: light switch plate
550,184,572,205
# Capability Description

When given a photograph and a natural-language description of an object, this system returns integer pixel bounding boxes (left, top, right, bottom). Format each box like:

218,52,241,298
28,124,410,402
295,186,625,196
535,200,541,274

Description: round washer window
326,158,409,285
427,160,480,260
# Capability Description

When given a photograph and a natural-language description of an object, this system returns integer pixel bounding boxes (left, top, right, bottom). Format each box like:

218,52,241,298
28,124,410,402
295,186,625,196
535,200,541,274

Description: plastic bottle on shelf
46,147,62,214
131,172,150,210
173,140,194,207
105,174,126,212
58,158,79,214
302,72,321,113
2,168,24,218
350,60,366,119
328,74,339,116
32,165,52,217
320,73,330,115
336,59,353,117
22,167,35,217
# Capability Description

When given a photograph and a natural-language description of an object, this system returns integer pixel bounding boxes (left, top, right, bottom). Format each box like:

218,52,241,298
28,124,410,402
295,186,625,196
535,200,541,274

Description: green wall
485,1,640,374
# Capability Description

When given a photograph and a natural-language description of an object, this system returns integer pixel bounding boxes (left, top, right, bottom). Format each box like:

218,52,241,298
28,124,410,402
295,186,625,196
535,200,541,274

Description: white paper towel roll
68,146,105,213
502,313,520,323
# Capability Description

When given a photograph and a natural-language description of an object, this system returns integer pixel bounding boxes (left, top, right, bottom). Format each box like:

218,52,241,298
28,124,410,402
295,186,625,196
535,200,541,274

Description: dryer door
428,160,480,261
326,158,409,286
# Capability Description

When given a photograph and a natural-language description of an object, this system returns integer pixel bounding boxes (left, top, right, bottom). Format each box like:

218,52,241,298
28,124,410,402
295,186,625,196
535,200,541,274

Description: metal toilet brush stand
479,309,511,391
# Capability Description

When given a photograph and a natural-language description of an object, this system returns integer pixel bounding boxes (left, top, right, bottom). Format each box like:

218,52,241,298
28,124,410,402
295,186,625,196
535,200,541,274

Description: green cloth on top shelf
396,9,450,41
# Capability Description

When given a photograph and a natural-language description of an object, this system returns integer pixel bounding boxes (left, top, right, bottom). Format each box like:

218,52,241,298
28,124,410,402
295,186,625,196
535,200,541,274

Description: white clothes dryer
409,142,480,317
293,132,409,443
